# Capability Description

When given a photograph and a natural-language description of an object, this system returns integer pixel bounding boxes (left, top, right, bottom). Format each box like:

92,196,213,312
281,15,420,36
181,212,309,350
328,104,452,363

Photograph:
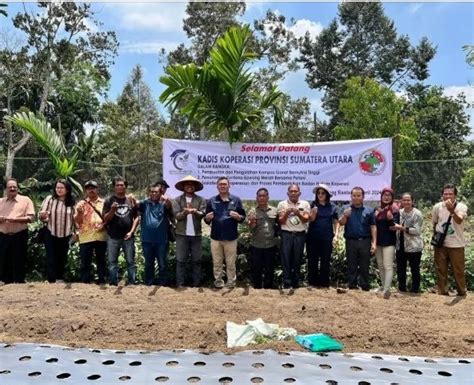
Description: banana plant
7,111,83,194
160,25,283,145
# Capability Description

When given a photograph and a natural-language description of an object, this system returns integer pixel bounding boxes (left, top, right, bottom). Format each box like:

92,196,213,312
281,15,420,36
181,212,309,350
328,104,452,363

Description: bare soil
0,283,472,358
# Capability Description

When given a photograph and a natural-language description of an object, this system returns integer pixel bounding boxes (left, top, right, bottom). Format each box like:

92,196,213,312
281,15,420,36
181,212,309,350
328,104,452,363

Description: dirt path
0,283,472,357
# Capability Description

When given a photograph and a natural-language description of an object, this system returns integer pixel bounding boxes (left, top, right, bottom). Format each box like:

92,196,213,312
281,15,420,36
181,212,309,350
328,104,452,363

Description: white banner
163,138,392,201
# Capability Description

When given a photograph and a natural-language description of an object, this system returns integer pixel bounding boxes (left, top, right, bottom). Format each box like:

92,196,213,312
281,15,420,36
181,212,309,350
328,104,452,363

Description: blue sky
3,1,474,131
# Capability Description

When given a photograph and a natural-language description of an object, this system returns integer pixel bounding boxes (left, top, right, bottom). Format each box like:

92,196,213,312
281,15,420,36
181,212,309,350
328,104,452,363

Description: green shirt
249,205,278,249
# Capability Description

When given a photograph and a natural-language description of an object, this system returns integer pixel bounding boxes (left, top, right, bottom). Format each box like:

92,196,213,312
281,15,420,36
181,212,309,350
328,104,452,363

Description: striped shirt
40,195,75,238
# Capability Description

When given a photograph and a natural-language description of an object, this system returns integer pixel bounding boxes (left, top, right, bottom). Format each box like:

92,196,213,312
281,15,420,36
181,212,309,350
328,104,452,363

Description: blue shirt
139,199,168,243
205,194,246,241
307,201,338,241
341,205,375,239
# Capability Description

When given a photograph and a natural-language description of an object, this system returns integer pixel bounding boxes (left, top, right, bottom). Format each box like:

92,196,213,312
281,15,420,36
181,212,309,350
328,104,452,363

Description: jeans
107,236,136,285
142,242,168,286
0,230,28,283
175,235,202,286
346,238,371,290
280,231,306,288
396,250,421,293
79,241,107,284
44,229,70,283
250,246,276,289
306,237,332,287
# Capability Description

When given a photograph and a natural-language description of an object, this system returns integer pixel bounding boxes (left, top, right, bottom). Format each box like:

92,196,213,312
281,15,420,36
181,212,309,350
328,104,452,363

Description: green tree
299,1,436,128
334,77,417,160
159,25,283,145
1,1,118,180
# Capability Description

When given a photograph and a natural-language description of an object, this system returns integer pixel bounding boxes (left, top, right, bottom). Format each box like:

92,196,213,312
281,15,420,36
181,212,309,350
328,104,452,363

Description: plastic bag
295,333,343,352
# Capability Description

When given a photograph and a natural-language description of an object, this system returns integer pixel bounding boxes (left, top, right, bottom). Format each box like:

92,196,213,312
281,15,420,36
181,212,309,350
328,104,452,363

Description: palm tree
7,111,82,193
159,25,283,144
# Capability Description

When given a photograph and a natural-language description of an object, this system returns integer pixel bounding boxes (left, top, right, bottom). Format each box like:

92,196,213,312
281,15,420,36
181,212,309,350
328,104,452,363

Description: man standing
0,178,35,283
248,188,278,289
277,184,310,290
338,187,377,291
103,176,139,285
172,175,206,288
138,182,172,286
204,177,245,288
74,180,107,284
432,183,468,296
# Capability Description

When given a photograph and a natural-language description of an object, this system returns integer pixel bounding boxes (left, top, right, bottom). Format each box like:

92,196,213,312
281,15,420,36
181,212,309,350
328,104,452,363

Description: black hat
156,179,170,189
84,180,98,188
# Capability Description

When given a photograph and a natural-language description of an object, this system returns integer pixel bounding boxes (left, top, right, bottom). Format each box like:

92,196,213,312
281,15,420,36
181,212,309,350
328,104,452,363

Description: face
217,179,230,195
442,188,456,202
55,182,67,198
351,189,364,206
86,186,98,200
149,187,161,201
183,182,196,195
6,180,18,198
316,188,328,202
381,191,393,204
287,185,301,203
401,194,413,209
114,181,126,195
256,190,269,207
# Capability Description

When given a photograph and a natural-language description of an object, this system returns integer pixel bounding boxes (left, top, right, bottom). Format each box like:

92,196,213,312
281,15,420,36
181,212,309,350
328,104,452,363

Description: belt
346,237,370,241
281,230,306,235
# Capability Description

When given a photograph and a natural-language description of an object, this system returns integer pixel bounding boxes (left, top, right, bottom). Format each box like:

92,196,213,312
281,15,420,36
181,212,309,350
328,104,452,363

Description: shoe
371,287,384,293
383,290,391,299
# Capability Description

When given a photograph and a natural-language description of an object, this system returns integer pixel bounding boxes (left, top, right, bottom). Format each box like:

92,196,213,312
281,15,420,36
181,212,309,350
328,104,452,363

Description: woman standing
306,184,339,288
39,179,75,283
392,193,424,293
375,187,399,299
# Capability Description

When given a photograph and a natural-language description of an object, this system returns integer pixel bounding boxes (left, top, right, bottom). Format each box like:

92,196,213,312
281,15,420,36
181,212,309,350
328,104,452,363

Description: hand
370,243,376,255
205,212,214,221
311,207,318,218
76,204,84,216
343,207,352,217
111,202,119,211
229,210,241,221
386,210,393,221
39,211,49,221
445,199,456,213
124,231,133,240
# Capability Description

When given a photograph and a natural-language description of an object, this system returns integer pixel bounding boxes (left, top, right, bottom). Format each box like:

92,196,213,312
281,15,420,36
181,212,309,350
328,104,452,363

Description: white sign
163,138,392,201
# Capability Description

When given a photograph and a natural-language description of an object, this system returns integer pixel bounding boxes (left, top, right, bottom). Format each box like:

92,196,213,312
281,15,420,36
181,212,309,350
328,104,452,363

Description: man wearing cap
306,184,339,288
277,184,310,290
204,177,246,289
338,186,376,291
74,180,107,284
138,181,173,286
172,175,207,288
0,178,35,283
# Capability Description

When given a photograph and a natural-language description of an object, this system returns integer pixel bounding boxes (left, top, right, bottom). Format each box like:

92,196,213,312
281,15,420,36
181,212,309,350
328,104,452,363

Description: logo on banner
170,149,190,172
359,149,386,175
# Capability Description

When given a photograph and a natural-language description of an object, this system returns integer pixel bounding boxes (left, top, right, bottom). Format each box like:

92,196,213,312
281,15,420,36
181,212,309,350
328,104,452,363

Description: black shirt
103,196,138,239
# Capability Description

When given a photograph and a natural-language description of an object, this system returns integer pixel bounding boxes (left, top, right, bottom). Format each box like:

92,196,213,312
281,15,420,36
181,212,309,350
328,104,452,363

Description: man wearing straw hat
172,175,207,288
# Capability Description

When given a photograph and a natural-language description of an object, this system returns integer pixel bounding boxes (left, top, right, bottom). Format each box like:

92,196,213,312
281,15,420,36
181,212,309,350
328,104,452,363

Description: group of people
0,176,469,298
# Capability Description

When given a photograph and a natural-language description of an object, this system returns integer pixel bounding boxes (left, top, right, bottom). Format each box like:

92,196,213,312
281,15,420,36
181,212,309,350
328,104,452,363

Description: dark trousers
175,235,202,287
280,231,306,288
142,241,167,286
44,229,70,283
79,241,107,284
396,250,421,293
346,238,371,290
306,237,333,287
250,246,276,289
0,230,28,283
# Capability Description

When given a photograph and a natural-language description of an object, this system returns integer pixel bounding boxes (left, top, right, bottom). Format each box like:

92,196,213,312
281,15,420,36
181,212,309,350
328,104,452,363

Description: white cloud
443,85,474,103
408,4,423,15
120,41,182,55
108,3,187,32
289,19,323,40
